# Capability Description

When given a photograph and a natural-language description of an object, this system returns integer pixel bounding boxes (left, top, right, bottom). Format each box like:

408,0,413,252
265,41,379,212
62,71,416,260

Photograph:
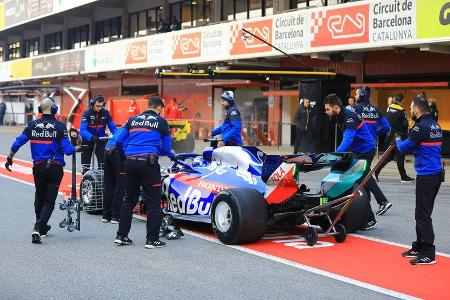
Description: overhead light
192,1,197,4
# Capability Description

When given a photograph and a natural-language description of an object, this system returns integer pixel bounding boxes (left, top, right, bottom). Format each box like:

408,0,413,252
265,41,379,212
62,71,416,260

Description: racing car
161,139,371,245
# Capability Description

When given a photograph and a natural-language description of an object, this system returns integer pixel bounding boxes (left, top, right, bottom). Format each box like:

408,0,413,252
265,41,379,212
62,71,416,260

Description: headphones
38,97,58,115
90,95,106,108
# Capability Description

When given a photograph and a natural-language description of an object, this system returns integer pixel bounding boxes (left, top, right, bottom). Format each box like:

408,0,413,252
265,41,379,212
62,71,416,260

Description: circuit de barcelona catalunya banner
0,0,449,82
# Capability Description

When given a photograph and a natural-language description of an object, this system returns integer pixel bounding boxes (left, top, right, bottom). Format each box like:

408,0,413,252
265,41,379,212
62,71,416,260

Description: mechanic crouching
114,96,176,249
80,95,117,174
208,91,243,147
5,98,76,244
102,129,126,224
324,94,389,230
397,96,443,265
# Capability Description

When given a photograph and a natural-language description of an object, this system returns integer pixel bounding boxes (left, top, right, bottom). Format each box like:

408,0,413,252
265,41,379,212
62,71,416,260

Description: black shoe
145,240,166,249
362,220,377,230
402,248,420,258
40,225,51,238
32,230,41,244
114,235,132,245
111,218,119,224
401,176,415,183
410,256,436,265
376,201,392,216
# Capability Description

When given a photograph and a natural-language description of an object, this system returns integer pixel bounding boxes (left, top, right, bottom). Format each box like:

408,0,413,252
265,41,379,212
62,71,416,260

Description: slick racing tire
212,188,268,245
340,183,370,233
80,171,103,214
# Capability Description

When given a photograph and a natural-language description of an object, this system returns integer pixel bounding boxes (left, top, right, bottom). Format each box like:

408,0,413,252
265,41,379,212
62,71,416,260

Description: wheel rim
215,201,232,232
81,180,93,204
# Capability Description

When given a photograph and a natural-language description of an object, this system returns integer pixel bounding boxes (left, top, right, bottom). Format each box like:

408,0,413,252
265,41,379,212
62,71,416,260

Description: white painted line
350,233,450,258
182,229,419,300
0,155,83,176
0,173,64,196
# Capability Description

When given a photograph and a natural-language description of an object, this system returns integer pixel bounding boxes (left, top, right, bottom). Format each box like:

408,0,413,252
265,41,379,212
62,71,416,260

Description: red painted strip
130,128,152,133
361,120,377,124
351,82,449,88
420,142,442,146
88,125,105,128
30,140,52,144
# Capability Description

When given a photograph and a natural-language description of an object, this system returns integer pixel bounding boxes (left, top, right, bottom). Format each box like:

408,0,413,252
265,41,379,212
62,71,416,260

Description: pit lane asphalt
1,128,449,299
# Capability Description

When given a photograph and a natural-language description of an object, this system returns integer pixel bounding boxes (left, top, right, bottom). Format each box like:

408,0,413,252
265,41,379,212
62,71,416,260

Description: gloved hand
5,156,13,171
91,136,99,143
170,156,177,162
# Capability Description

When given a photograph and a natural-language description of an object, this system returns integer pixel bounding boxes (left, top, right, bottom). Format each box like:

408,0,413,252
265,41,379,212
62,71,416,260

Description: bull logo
440,2,450,25
135,115,146,120
45,123,55,129
35,123,45,129
147,115,158,120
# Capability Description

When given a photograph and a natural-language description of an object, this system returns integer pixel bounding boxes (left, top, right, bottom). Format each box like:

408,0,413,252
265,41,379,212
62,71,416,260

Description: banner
370,0,416,44
172,31,202,60
125,40,148,64
85,42,125,73
33,50,84,77
11,58,32,79
417,0,450,39
230,19,273,55
272,10,309,54
311,3,370,48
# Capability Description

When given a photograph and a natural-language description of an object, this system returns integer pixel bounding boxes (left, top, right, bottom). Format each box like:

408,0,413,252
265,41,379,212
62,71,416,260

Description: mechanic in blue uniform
114,96,175,249
324,94,386,230
80,95,117,173
101,128,127,224
4,98,76,244
208,91,243,147
375,92,414,183
354,86,393,217
397,96,443,265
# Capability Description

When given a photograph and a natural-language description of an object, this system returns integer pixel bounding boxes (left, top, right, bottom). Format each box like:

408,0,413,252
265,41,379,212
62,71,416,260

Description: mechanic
4,97,76,244
114,96,176,249
353,86,393,217
102,128,127,224
324,94,387,230
375,93,414,183
80,95,117,174
397,96,443,265
427,97,439,123
208,91,243,147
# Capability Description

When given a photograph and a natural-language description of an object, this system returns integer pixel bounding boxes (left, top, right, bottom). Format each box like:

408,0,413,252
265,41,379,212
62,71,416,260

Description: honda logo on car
125,40,147,64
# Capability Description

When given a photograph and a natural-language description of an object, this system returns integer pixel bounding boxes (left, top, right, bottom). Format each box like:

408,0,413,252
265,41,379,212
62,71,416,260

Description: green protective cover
321,159,367,198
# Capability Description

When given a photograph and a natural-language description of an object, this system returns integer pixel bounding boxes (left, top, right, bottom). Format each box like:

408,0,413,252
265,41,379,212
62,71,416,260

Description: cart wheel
305,227,318,246
334,223,347,243
59,220,66,228
67,224,76,232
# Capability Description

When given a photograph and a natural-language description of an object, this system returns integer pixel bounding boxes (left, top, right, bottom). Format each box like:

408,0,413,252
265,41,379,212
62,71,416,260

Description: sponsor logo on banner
26,0,52,18
125,40,147,64
370,0,415,43
417,0,450,39
11,59,32,79
230,19,273,55
33,51,84,76
172,32,202,59
201,26,228,60
311,4,370,47
273,11,308,53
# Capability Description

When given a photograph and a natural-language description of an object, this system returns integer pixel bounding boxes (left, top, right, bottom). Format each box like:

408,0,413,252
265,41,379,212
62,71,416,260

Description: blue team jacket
11,114,75,166
337,108,375,154
397,114,442,176
115,110,175,159
80,108,117,142
354,100,390,140
211,104,243,145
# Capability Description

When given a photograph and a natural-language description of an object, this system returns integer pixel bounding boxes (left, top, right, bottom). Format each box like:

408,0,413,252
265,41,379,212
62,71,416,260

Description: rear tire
80,171,103,214
340,184,370,233
211,188,268,245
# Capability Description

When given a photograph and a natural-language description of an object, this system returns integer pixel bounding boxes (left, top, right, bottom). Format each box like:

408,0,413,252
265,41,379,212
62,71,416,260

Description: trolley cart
299,143,397,246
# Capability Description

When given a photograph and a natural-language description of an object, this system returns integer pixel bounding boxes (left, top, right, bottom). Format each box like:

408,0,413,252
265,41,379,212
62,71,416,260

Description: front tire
211,188,268,245
340,184,370,233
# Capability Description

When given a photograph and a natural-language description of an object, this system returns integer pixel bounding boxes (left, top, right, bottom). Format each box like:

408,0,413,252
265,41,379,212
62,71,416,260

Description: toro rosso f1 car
162,139,377,246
